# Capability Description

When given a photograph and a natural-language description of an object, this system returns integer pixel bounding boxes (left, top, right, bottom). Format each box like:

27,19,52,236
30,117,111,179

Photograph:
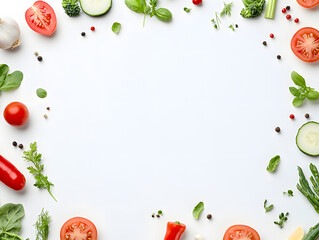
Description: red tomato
0,155,26,191
296,0,319,8
291,27,319,62
3,102,29,126
193,0,202,5
25,1,57,36
223,225,260,240
60,217,97,240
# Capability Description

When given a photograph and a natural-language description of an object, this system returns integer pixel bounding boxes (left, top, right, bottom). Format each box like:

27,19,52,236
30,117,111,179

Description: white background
1,0,319,239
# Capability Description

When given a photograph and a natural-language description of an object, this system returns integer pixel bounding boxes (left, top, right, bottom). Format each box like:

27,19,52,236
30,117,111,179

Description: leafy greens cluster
62,0,81,17
240,0,265,18
0,64,23,92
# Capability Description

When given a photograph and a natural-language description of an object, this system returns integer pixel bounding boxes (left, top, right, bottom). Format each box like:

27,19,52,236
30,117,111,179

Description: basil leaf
307,91,319,101
267,155,280,173
0,64,9,87
291,71,306,87
112,22,121,34
293,96,305,107
0,71,23,91
125,0,147,13
155,8,172,22
289,87,300,97
36,88,47,98
192,201,204,220
264,200,274,213
0,203,25,235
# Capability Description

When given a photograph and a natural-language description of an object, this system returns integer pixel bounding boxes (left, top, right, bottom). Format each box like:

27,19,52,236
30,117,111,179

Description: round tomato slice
60,217,97,240
291,27,319,63
25,1,57,36
223,225,260,240
296,0,319,8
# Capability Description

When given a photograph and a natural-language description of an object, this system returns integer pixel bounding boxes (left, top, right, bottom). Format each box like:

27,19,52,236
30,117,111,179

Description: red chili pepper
0,155,26,191
164,222,186,240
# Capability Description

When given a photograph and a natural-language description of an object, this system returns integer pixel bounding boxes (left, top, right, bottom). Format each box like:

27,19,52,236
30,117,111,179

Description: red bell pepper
0,155,26,191
164,221,186,240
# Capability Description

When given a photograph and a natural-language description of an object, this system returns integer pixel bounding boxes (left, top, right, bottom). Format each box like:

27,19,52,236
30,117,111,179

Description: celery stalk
265,0,277,19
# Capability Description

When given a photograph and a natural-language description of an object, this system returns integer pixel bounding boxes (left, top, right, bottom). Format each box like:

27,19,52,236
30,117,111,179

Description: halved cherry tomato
3,102,29,127
25,1,57,36
296,0,319,8
291,27,319,62
60,217,97,240
223,225,260,240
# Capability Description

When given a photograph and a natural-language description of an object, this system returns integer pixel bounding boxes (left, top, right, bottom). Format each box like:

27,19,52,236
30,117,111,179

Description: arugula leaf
263,200,274,212
0,71,23,91
220,2,233,16
36,88,47,98
112,22,121,34
35,209,51,240
291,71,306,87
267,155,280,173
193,202,204,220
0,64,9,87
184,7,191,12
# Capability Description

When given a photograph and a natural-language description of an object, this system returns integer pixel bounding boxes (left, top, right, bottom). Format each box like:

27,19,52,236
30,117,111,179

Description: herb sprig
211,2,233,29
290,71,319,107
0,64,23,92
283,190,294,197
35,209,51,240
193,202,204,220
263,200,274,212
274,212,289,228
220,2,233,16
23,142,57,202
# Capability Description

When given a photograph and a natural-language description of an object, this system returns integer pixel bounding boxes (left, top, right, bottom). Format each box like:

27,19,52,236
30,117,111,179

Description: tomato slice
291,27,319,63
223,225,260,240
25,1,57,36
296,0,319,8
60,217,97,240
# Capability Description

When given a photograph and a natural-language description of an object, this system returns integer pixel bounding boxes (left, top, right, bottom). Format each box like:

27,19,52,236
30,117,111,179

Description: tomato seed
18,144,23,149
290,114,295,119
282,8,286,13
270,33,274,38
90,26,95,31
294,18,299,23
305,113,310,118
286,5,290,10
12,141,17,147
286,14,291,20
275,127,281,132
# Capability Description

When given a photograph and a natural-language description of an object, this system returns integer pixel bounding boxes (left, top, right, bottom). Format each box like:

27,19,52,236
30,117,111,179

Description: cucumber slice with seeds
296,121,319,156
79,0,112,16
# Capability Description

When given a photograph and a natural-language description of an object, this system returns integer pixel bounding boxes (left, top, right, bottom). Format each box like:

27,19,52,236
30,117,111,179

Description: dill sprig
35,209,51,240
220,2,233,16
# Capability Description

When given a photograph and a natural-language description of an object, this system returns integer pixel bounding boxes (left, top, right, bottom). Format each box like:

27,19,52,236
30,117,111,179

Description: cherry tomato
3,102,29,126
193,0,202,5
60,217,97,240
296,0,319,8
223,225,260,240
291,27,319,62
25,1,57,36
0,155,26,191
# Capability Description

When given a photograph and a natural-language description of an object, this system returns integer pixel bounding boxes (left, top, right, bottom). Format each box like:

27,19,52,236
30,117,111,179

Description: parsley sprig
23,142,57,202
274,212,289,228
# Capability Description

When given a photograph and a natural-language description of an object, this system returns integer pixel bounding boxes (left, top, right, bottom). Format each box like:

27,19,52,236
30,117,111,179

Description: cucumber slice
296,121,319,156
79,0,112,16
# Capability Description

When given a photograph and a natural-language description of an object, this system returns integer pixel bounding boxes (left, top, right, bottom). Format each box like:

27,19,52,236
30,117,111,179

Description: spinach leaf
192,202,204,220
0,64,9,87
0,71,23,91
267,155,280,173
112,22,121,34
36,88,47,98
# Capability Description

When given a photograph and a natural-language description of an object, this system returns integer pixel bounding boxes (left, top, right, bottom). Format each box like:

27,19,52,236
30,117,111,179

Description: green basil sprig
290,71,319,107
0,64,23,91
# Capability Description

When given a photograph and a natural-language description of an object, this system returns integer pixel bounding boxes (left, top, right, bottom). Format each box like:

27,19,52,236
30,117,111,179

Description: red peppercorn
294,18,299,23
90,26,95,31
192,0,202,5
270,33,274,38
286,14,291,20
282,8,286,13
290,114,295,119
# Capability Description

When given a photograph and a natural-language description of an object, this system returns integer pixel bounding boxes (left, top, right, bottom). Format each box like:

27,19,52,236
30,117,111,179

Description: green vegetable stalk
264,0,276,19
304,222,319,240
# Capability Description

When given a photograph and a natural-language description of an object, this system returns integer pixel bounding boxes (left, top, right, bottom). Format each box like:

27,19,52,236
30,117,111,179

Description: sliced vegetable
267,155,280,172
0,155,26,191
296,0,319,8
60,217,97,240
291,27,319,63
223,225,260,240
192,202,204,220
164,222,186,240
3,102,29,127
264,0,277,19
79,0,112,16
25,1,57,36
296,122,319,156
288,227,304,240
0,17,20,50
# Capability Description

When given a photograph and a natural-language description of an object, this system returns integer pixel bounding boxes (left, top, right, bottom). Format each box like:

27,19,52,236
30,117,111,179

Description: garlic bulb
0,17,20,50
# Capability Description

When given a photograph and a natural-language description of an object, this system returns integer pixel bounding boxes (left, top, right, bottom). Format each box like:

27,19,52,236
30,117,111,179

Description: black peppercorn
235,24,238,28
275,127,280,132
263,41,267,46
81,32,86,36
305,113,310,118
286,6,290,10
207,214,212,219
12,141,17,147
277,55,281,60
37,56,43,62
18,144,23,149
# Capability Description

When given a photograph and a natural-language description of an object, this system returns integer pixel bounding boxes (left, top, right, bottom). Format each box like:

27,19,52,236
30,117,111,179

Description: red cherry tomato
60,217,97,240
3,102,29,126
296,0,319,8
223,225,260,240
25,1,57,36
193,0,202,5
0,155,26,191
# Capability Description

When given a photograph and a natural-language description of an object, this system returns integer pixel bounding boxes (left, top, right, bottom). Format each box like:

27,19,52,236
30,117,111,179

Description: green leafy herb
193,202,204,220
229,24,235,31
0,64,23,91
62,0,81,17
211,12,221,29
158,210,163,215
263,200,274,212
267,155,280,173
35,209,51,240
220,2,233,16
36,88,47,98
283,190,294,197
274,212,289,228
0,203,29,240
23,142,57,202
289,71,319,107
240,0,265,18
184,7,191,12
112,22,121,34
297,164,319,213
